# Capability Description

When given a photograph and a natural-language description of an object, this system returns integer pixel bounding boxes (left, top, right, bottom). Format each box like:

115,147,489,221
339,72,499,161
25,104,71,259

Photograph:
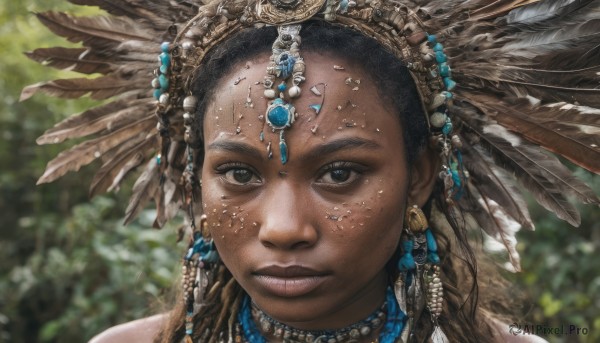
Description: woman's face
201,52,425,329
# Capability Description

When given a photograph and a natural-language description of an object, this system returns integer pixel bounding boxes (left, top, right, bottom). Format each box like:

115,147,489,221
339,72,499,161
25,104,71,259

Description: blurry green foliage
0,1,598,343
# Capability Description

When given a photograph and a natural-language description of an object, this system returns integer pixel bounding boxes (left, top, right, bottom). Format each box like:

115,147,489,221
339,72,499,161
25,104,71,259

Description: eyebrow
302,137,381,162
207,140,263,160
206,137,381,161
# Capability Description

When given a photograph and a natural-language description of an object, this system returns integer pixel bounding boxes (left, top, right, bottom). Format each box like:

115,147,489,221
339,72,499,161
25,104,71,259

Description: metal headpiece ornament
22,0,600,276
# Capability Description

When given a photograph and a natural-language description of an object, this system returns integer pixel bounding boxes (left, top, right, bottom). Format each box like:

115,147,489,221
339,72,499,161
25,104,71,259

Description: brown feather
24,47,115,75
37,98,154,144
124,159,161,225
462,142,535,230
460,114,583,226
35,11,154,48
89,135,156,197
37,117,155,184
20,76,149,101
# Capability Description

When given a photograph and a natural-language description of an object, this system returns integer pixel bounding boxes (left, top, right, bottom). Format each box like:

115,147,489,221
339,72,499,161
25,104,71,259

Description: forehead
202,51,405,162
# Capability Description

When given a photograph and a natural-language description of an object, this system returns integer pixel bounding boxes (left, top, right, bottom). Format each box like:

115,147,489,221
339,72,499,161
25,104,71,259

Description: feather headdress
22,0,600,272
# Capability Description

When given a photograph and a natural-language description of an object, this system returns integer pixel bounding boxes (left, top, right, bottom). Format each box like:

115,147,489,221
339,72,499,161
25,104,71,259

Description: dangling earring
182,214,220,343
396,205,448,343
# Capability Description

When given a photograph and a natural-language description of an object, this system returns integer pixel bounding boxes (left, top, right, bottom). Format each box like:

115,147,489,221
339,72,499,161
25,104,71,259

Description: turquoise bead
161,42,170,53
267,105,290,128
425,228,438,253
439,63,451,77
397,240,416,272
433,42,444,52
158,74,169,90
428,252,441,264
435,51,447,63
280,139,288,165
277,82,287,92
427,34,437,43
159,64,169,74
156,154,162,165
442,91,453,99
443,77,456,91
153,89,162,100
159,52,171,67
442,120,453,135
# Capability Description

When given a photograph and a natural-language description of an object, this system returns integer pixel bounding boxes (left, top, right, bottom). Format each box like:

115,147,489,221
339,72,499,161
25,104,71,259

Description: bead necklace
237,288,406,343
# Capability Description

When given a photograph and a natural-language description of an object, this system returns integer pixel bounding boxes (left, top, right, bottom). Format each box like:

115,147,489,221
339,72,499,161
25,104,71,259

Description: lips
252,265,330,297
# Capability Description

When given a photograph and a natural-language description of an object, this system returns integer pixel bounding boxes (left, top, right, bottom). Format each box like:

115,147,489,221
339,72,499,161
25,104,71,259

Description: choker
237,288,406,343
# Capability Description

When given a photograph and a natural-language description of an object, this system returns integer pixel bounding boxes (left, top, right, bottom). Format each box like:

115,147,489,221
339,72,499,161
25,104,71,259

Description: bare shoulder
490,318,549,343
88,313,168,343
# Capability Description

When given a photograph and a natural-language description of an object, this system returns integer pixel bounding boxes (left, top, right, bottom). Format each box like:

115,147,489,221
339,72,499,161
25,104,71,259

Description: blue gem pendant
265,97,295,164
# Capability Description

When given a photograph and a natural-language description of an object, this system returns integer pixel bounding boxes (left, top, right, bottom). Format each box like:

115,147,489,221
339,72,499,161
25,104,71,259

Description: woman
23,0,599,342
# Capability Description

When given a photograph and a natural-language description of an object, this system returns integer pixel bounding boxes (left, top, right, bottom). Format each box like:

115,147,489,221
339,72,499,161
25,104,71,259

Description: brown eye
217,163,261,186
230,169,253,183
316,162,364,185
330,169,351,183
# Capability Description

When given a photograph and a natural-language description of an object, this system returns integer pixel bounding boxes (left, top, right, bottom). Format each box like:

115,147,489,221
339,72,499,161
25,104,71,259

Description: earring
396,205,447,343
182,214,220,343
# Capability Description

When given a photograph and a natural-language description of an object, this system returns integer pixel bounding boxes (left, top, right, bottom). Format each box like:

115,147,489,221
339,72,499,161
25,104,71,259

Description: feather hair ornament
22,0,600,271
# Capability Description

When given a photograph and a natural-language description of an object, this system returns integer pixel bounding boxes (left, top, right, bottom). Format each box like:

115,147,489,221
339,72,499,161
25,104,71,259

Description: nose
258,182,318,250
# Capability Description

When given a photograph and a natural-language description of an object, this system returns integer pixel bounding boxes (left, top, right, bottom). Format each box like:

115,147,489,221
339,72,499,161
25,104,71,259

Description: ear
406,146,440,207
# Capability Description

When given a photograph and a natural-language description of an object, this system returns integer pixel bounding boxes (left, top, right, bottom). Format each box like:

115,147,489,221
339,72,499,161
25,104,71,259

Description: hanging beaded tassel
397,205,448,342
182,214,220,343
262,25,305,165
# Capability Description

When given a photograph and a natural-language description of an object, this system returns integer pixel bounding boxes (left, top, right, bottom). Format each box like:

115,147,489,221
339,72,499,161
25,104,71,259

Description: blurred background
0,1,598,342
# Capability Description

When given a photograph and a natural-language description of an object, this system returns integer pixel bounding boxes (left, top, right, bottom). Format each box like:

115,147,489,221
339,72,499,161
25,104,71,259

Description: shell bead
430,112,447,128
183,96,198,112
289,85,301,98
264,89,276,98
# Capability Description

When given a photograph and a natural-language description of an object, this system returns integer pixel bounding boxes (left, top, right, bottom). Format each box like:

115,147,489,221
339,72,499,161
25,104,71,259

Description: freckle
219,108,223,111
359,223,364,226
217,223,221,227
212,209,217,213
361,125,365,128
240,218,245,223
351,225,355,229
223,210,228,214
232,213,237,217
221,235,225,239
347,210,352,214
337,217,343,222
322,136,326,139
376,128,381,133
378,190,383,194
215,116,219,120
337,105,342,110
253,222,258,227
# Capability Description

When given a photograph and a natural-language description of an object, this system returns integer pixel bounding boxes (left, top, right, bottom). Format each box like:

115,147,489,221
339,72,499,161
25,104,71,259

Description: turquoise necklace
237,288,406,343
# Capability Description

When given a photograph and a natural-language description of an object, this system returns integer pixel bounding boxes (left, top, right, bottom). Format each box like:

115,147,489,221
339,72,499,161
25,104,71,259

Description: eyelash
316,161,366,185
215,162,261,185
